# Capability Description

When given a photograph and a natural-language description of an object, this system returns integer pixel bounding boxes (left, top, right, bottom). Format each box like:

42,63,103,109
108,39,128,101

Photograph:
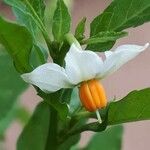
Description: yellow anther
79,79,107,112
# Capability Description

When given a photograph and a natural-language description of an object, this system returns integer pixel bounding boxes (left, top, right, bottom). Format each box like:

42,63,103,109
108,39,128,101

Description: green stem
65,33,82,49
59,107,109,144
61,120,107,144
73,111,93,119
46,107,58,150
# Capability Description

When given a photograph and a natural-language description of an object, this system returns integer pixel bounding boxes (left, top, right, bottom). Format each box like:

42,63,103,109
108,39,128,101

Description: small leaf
0,17,33,73
52,0,71,42
17,102,50,150
85,125,123,150
75,17,86,41
108,88,150,125
86,31,127,51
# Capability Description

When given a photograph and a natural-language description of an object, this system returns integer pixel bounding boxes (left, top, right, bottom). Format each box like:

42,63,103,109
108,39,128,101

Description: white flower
22,43,149,92
21,43,149,122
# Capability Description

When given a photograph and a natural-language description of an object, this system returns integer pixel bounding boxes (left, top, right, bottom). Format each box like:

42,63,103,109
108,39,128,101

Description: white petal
97,43,149,79
65,44,103,84
21,63,74,93
105,51,113,58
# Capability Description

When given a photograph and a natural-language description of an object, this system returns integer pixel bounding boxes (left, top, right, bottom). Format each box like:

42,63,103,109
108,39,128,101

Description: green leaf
60,89,73,103
90,0,150,35
70,145,80,150
90,0,150,51
30,44,48,68
5,0,46,38
47,98,69,121
85,31,127,51
52,0,71,42
15,106,31,125
0,53,27,134
38,91,69,121
54,42,70,66
108,88,150,125
71,88,150,133
85,125,123,150
17,102,50,150
29,0,45,20
12,8,37,39
75,17,86,41
0,17,33,73
88,41,115,52
58,134,81,150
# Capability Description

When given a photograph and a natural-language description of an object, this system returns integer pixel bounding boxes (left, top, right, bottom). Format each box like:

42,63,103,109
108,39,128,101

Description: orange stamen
79,79,107,112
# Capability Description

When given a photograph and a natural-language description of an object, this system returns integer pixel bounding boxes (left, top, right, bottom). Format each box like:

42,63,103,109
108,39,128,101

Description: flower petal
104,51,113,58
21,63,74,93
65,44,103,84
97,43,149,79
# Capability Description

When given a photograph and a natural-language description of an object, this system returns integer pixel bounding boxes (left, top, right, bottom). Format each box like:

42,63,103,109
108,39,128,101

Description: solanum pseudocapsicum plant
0,0,150,150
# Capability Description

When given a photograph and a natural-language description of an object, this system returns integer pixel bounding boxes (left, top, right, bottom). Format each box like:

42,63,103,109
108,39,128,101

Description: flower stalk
96,110,102,124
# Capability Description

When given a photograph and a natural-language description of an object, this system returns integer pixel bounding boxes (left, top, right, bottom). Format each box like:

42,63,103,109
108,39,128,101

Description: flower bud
79,79,107,112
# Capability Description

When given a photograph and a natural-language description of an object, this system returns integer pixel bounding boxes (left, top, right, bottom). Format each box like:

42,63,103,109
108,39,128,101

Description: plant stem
46,107,58,150
96,110,102,124
62,121,106,142
65,33,82,49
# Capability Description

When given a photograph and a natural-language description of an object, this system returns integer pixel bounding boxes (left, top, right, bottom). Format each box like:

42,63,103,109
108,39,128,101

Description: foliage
52,0,71,42
75,17,86,41
0,0,150,150
84,125,123,150
85,31,127,51
0,52,28,136
5,0,46,38
108,88,150,125
0,17,33,73
89,0,150,51
17,102,50,150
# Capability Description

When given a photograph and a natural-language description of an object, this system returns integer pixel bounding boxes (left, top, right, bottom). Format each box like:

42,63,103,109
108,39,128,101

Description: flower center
79,79,107,112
